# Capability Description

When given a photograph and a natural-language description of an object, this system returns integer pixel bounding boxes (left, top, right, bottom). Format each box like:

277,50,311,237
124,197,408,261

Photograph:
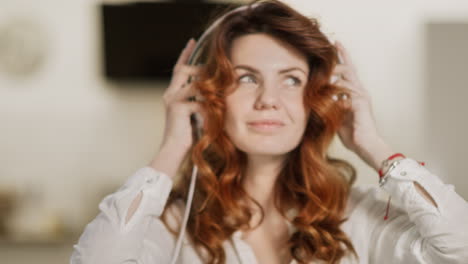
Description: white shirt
70,158,468,263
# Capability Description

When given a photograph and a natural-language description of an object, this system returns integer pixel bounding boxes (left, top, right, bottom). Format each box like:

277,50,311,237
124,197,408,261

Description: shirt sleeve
368,158,468,263
70,166,173,264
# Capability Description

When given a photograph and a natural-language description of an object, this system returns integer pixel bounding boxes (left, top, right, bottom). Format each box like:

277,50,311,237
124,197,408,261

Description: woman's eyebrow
234,65,307,76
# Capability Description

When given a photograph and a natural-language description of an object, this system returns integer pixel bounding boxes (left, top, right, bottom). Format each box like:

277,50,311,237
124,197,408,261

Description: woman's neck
242,154,286,212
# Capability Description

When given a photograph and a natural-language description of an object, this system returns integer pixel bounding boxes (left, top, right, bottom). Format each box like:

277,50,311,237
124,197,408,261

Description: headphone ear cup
192,112,204,139
330,75,339,84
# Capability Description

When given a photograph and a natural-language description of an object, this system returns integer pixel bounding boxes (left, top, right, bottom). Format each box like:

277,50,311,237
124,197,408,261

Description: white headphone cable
168,164,198,264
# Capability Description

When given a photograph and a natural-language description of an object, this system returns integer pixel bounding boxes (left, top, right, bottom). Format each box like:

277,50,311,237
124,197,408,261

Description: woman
71,0,468,263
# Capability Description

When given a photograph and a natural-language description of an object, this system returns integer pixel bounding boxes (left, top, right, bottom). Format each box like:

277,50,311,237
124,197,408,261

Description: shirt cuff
116,167,173,232
380,158,442,216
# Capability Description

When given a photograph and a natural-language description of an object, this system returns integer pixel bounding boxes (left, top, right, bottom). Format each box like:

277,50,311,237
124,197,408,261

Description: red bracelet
378,153,406,178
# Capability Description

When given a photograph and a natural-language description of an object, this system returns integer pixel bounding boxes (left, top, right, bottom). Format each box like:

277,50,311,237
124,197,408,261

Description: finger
335,41,354,66
332,65,359,84
166,79,199,104
185,38,197,62
332,64,350,75
334,79,371,102
184,101,202,115
176,82,203,103
165,101,202,126
333,79,361,97
166,65,202,96
170,65,201,88
336,77,370,97
174,38,197,69
331,64,352,82
333,78,353,89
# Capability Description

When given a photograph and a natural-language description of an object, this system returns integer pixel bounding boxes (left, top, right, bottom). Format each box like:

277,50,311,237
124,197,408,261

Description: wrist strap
377,153,426,221
379,153,406,178
378,153,405,221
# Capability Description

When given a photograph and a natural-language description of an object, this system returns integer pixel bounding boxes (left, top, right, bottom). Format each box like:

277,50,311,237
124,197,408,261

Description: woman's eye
238,74,257,84
284,76,301,86
237,74,301,87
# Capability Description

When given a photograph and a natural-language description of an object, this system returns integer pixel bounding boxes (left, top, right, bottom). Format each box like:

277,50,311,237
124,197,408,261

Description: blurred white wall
424,22,468,203
0,0,467,242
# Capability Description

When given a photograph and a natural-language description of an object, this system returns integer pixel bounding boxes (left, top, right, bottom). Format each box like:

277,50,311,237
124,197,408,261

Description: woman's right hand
150,38,204,177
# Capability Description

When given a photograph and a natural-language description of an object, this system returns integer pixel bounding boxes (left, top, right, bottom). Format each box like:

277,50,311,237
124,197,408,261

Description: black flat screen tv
101,1,238,81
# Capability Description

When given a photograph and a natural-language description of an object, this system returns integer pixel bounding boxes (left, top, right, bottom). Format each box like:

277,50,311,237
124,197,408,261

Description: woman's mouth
247,120,285,133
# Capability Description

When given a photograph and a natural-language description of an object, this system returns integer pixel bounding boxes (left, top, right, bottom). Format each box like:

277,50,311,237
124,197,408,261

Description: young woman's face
224,33,310,156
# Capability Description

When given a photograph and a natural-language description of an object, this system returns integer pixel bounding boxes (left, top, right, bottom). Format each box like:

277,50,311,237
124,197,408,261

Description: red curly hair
161,0,358,263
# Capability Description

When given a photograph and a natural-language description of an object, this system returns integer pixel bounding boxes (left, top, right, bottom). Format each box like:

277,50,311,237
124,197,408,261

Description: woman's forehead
229,33,309,75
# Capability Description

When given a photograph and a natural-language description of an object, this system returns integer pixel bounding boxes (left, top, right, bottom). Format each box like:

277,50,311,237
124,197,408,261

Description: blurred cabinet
0,240,74,264
425,23,468,200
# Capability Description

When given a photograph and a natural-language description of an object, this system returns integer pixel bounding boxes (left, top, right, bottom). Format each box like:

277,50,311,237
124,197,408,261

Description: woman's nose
254,85,281,110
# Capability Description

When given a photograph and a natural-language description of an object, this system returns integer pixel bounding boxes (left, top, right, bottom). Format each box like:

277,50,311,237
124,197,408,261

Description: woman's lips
247,120,285,132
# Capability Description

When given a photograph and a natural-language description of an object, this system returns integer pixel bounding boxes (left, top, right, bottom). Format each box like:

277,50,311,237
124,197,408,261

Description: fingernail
336,41,344,50
184,38,192,49
186,38,194,48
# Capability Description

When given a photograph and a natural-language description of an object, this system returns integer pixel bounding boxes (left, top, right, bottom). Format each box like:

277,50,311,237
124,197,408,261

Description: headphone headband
187,2,337,66
187,3,261,65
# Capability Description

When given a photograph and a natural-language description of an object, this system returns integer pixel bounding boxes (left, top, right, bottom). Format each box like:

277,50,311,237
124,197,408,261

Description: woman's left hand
332,41,394,171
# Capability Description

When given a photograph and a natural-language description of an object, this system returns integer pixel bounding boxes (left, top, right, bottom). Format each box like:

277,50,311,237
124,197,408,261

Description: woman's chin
229,134,301,156
239,145,296,157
